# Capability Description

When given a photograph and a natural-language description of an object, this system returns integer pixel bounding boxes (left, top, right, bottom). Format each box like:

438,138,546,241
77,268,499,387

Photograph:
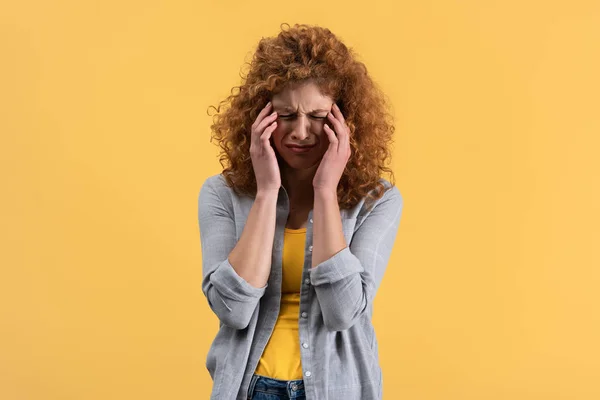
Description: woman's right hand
250,101,281,193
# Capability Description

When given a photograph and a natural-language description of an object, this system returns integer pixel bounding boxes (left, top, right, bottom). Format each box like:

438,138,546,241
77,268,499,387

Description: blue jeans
247,374,306,400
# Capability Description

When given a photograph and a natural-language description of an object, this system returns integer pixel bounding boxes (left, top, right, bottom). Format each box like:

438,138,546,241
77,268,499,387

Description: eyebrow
274,106,330,113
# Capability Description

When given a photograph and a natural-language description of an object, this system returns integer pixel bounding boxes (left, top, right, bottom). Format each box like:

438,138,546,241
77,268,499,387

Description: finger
259,121,277,154
260,121,277,143
252,112,278,150
323,124,339,152
337,123,349,157
252,102,275,136
331,103,346,126
256,101,273,122
326,111,345,139
329,104,350,155
255,110,278,136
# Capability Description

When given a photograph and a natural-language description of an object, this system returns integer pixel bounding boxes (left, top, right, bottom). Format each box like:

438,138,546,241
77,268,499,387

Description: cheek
269,131,283,153
270,128,283,144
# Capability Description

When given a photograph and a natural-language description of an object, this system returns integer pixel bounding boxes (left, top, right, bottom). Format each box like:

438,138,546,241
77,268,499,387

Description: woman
199,23,404,400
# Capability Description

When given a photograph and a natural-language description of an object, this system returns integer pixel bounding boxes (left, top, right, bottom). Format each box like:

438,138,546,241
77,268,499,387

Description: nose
290,115,310,140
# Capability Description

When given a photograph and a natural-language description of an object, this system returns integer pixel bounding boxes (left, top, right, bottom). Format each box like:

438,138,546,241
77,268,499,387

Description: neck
281,164,317,203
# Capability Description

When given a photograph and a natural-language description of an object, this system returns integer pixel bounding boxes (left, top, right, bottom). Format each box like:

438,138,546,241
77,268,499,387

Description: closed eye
277,114,327,120
279,114,327,119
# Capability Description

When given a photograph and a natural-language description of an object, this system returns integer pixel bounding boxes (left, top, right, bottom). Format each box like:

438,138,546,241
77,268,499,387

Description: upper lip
286,143,315,148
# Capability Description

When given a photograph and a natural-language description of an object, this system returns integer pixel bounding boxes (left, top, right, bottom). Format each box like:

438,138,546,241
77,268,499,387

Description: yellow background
1,1,599,399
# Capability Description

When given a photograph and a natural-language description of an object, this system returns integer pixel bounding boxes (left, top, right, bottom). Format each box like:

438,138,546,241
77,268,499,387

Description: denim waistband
247,374,305,399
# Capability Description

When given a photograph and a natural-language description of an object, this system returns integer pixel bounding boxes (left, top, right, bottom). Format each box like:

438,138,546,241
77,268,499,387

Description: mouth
286,144,316,153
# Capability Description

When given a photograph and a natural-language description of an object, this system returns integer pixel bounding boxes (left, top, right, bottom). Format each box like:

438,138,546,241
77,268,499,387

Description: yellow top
254,226,306,380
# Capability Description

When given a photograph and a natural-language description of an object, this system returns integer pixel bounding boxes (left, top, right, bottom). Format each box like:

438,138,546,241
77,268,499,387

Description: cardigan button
309,218,313,223
308,245,313,252
305,370,312,377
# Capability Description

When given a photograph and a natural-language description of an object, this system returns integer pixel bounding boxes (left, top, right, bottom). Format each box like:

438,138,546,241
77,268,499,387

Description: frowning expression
270,80,334,170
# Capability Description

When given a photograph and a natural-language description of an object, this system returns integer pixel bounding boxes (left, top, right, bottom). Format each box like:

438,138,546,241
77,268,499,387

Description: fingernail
267,101,271,106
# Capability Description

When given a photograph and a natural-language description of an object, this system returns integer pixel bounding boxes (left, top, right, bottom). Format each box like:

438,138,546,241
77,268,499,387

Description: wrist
256,189,280,199
314,187,337,198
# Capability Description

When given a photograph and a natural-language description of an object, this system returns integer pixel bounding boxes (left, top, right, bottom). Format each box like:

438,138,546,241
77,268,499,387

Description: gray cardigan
198,173,404,399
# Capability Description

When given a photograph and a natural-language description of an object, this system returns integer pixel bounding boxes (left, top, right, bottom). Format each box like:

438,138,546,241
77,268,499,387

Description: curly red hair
207,23,397,211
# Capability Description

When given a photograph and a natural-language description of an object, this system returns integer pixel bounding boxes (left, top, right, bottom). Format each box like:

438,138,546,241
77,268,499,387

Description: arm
198,177,278,330
309,184,404,331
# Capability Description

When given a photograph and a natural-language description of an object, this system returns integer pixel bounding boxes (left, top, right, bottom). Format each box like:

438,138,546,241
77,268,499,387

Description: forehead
272,81,332,109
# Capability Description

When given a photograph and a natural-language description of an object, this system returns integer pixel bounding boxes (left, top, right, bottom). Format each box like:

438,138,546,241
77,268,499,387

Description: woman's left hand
312,103,352,192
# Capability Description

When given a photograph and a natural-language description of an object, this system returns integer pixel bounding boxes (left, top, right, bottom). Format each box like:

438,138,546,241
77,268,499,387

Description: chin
283,157,320,170
282,157,308,168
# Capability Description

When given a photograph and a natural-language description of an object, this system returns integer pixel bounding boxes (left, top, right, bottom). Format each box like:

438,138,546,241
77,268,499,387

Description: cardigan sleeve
309,184,404,331
198,177,267,330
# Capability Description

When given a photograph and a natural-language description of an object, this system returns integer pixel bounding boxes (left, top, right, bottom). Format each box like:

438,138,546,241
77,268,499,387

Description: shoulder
353,178,403,219
378,178,402,201
368,177,403,206
200,172,228,189
198,173,235,211
200,173,233,195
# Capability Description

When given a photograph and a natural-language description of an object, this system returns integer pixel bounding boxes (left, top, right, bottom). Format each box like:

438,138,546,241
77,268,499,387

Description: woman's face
270,80,334,170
